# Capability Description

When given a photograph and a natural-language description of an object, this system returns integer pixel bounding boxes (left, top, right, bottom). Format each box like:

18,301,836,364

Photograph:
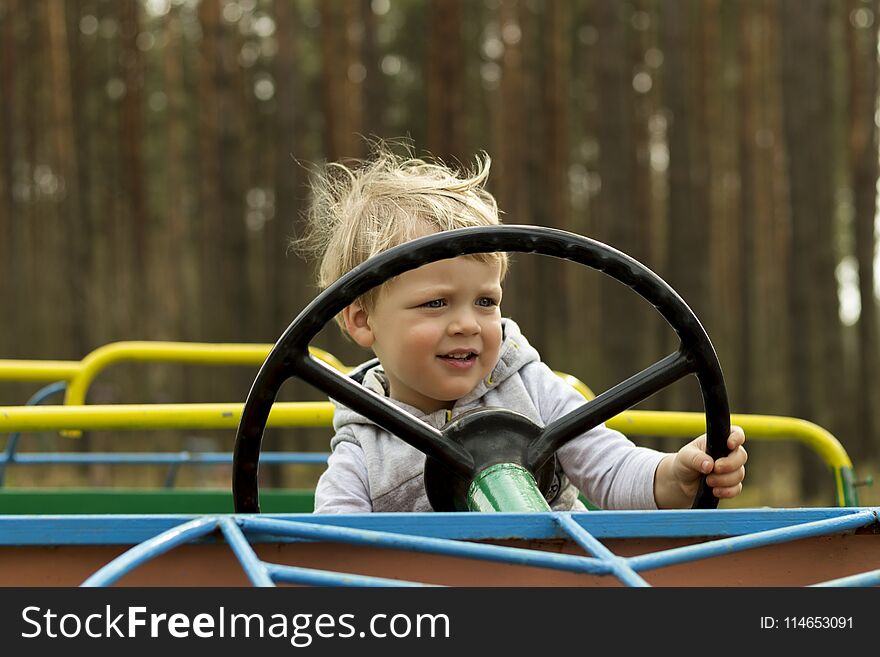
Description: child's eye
476,297,498,308
421,299,446,309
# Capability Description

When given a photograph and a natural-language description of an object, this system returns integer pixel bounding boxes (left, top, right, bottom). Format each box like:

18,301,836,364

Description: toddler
296,145,747,513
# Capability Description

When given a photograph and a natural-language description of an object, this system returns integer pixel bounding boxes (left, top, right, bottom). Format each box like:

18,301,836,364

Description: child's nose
448,309,481,335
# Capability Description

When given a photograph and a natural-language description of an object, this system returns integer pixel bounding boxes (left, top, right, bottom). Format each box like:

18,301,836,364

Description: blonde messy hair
294,142,509,329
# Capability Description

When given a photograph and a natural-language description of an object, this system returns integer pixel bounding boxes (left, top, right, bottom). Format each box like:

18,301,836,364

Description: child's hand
655,425,747,508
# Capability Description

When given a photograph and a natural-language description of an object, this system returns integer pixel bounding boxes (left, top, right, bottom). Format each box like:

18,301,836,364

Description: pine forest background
1,0,879,507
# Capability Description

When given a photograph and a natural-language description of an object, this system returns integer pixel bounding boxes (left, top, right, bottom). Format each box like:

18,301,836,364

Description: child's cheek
406,322,444,355
486,319,503,350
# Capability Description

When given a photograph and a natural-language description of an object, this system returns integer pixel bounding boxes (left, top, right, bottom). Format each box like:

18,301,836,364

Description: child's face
344,256,503,414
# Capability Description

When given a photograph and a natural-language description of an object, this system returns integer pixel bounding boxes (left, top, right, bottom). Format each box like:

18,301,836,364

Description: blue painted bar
1,508,873,587
2,508,877,546
81,516,220,586
238,516,612,577
163,461,181,488
265,563,436,587
218,517,274,587
810,569,880,587
0,512,562,547
560,507,878,538
0,381,67,486
627,509,878,572
554,513,649,587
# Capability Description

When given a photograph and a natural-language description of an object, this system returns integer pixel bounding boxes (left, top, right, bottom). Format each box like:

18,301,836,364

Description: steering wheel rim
233,225,730,512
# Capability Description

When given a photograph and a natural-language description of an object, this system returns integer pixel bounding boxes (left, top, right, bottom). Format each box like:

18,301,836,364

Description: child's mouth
438,352,477,369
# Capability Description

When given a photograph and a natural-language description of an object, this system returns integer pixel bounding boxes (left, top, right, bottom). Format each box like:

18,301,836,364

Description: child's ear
342,303,375,348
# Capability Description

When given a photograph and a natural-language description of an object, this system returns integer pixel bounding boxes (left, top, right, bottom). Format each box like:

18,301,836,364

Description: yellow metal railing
0,401,860,506
0,342,347,386
607,411,857,507
554,374,856,504
0,346,861,505
0,402,334,432
1,342,348,437
0,359,81,382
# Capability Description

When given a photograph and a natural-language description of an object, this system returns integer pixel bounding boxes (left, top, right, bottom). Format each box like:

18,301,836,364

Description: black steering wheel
233,225,730,512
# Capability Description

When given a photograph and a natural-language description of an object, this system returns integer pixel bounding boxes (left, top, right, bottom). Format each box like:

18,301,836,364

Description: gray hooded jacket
314,318,665,513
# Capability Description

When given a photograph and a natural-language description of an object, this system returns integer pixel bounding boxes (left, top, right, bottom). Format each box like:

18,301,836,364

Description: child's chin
433,383,478,402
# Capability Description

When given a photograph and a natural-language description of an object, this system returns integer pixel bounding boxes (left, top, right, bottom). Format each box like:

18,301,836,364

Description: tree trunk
592,1,654,395
117,0,146,327
536,0,571,368
64,0,97,357
494,0,538,349
631,0,666,411
0,0,18,357
846,0,879,463
661,0,713,412
427,0,465,162
195,0,222,346
779,0,848,502
272,0,307,332
360,0,384,141
320,0,363,160
741,1,794,423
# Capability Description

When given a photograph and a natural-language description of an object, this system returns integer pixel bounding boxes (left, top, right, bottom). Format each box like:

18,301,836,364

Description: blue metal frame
3,508,875,588
0,381,67,486
3,449,330,490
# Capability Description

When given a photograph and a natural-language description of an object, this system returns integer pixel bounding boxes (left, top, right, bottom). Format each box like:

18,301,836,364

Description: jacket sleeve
520,361,665,510
313,439,373,513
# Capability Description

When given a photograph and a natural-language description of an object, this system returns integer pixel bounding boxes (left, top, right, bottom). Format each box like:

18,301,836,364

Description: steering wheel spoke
529,349,695,468
295,355,474,476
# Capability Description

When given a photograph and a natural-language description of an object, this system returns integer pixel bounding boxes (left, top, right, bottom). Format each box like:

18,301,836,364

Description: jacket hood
331,317,541,432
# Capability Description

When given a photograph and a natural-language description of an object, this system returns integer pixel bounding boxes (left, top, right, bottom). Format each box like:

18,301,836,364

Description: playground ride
0,226,876,587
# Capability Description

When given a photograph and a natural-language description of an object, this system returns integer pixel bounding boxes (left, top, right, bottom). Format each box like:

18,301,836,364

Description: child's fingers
714,445,748,473
711,482,743,499
683,428,746,477
699,427,746,499
706,466,745,489
682,442,713,475
727,425,746,450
